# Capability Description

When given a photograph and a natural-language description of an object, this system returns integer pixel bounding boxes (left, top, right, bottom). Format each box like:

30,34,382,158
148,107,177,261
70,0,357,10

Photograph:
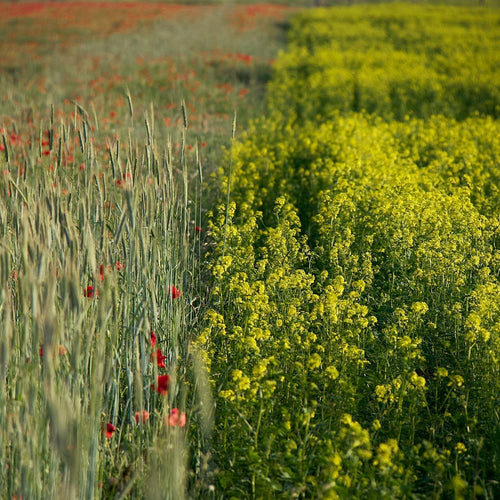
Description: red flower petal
84,285,97,298
167,408,186,427
152,374,170,395
105,422,116,438
170,285,181,299
151,348,167,369
135,410,149,424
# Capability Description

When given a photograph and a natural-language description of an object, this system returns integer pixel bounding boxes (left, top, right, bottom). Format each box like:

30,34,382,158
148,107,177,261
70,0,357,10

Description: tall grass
0,99,212,498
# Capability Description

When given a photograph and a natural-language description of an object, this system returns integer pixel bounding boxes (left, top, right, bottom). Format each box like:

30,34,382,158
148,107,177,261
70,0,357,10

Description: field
1,1,499,499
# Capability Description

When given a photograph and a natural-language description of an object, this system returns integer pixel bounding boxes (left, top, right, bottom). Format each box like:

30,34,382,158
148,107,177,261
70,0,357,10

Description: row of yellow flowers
198,3,500,498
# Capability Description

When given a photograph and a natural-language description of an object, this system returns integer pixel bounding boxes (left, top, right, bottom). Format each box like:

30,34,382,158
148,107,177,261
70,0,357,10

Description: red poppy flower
39,344,67,358
152,348,167,369
105,423,116,438
84,286,97,298
167,408,186,427
170,285,181,299
9,132,21,145
150,331,157,347
195,225,202,234
135,410,149,424
152,374,170,395
99,264,105,282
116,260,125,271
236,53,252,65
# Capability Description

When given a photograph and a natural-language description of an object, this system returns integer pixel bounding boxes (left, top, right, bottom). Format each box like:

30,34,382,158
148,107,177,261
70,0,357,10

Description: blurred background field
0,2,293,158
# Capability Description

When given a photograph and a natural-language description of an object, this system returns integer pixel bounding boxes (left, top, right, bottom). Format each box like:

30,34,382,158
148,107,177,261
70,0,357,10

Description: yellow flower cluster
269,4,500,122
200,3,500,497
